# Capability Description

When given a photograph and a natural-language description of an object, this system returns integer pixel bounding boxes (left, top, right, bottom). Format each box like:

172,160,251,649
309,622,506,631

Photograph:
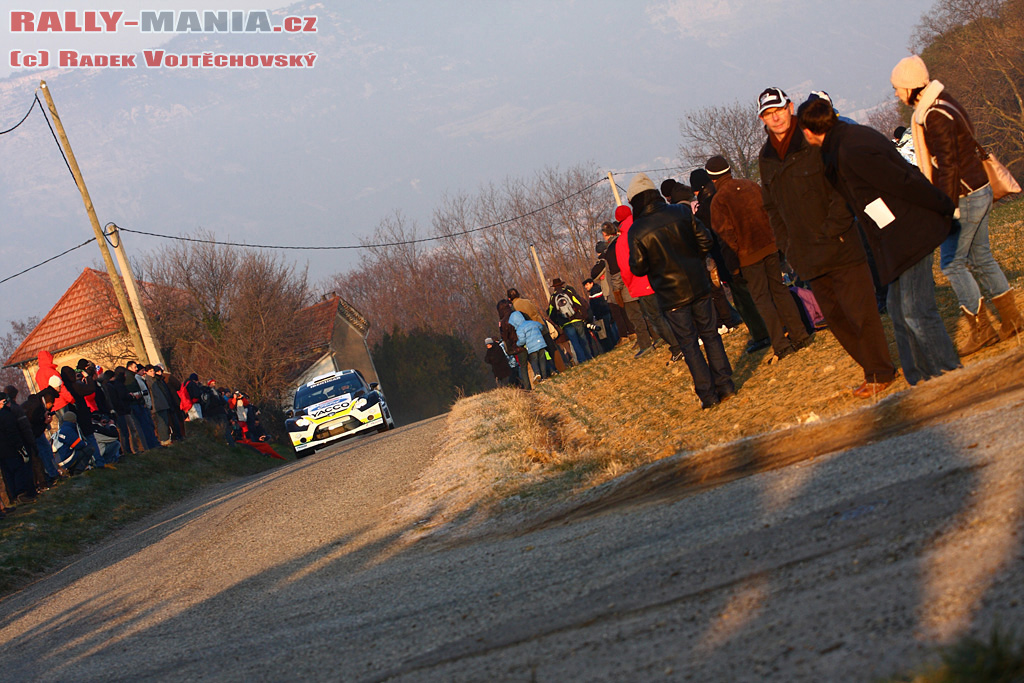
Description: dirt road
1,391,1023,681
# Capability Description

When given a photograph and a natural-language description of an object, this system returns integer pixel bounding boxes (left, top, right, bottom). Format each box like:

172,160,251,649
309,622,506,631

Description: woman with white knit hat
891,54,1023,355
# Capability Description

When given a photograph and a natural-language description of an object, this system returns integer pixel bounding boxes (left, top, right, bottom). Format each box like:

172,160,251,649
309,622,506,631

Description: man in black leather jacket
626,173,736,409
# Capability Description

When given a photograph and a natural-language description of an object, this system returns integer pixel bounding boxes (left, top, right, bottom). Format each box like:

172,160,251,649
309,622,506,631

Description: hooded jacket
508,311,547,353
614,205,656,299
627,190,714,310
36,350,74,412
820,120,955,284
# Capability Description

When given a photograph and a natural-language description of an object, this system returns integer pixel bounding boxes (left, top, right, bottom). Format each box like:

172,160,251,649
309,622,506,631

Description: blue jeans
131,403,160,449
663,295,734,408
940,185,1009,313
562,321,592,363
887,254,961,385
85,433,107,467
597,312,618,351
35,434,59,479
100,439,122,463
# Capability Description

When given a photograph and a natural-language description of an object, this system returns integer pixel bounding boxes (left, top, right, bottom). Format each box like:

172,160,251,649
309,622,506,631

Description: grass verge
402,198,1024,534
0,420,288,597
882,625,1024,682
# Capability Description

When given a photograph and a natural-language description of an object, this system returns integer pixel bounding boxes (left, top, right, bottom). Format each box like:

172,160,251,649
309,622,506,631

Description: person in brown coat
707,155,811,361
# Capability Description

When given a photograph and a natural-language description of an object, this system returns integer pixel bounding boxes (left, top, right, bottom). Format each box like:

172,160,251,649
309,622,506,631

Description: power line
0,97,38,135
119,176,611,250
34,93,76,181
0,82,685,283
115,167,682,251
0,238,95,285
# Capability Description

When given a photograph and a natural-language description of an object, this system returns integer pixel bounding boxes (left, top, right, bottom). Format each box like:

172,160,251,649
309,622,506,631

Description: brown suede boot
991,290,1024,341
958,299,999,356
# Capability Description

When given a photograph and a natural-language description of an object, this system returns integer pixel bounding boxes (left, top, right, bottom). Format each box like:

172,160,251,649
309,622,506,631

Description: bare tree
912,0,1024,175
329,162,612,356
139,232,313,403
679,100,765,180
0,317,39,395
865,100,909,137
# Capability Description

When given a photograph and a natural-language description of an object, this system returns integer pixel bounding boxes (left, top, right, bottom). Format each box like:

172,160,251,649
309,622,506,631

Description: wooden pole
530,244,550,301
39,80,149,364
607,172,623,206
107,224,164,366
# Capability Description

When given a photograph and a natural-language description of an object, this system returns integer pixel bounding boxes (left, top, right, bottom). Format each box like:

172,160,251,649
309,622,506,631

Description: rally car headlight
287,418,311,431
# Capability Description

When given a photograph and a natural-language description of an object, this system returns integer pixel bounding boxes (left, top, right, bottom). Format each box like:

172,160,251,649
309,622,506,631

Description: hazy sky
0,0,937,339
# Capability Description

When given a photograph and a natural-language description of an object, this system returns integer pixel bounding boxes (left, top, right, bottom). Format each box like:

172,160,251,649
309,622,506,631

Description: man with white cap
757,86,896,398
626,173,735,409
891,55,1023,353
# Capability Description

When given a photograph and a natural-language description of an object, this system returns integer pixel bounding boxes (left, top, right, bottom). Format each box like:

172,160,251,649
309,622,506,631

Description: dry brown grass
403,199,1024,535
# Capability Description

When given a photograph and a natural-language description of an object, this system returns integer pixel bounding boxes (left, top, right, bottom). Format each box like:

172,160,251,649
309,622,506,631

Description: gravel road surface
2,393,1023,681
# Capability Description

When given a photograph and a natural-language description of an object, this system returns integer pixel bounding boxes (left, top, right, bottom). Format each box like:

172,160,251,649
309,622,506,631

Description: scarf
910,79,945,182
770,122,797,160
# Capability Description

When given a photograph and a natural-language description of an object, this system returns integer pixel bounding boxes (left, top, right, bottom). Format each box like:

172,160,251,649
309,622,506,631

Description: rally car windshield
294,376,364,411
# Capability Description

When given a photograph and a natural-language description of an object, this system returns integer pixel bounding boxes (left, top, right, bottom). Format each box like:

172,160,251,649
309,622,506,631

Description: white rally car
286,369,395,457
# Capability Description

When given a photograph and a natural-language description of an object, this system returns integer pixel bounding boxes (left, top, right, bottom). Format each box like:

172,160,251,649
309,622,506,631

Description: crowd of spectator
486,55,1022,409
0,354,276,518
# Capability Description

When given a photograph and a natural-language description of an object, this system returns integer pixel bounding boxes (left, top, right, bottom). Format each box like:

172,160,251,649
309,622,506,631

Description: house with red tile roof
3,268,143,390
5,271,378,401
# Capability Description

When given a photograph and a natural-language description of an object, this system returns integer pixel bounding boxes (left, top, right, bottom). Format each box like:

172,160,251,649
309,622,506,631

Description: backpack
199,386,217,410
176,382,192,412
553,290,580,322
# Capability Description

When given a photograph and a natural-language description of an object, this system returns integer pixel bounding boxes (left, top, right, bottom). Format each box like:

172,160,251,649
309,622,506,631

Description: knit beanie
689,168,712,193
705,155,731,177
614,205,632,221
660,178,679,198
626,173,656,202
890,55,929,89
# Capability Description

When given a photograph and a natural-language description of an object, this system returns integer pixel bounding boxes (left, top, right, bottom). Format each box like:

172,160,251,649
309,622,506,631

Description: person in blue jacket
508,311,550,382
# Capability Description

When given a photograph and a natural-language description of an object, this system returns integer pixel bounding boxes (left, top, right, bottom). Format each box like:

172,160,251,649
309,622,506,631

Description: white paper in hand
864,197,895,229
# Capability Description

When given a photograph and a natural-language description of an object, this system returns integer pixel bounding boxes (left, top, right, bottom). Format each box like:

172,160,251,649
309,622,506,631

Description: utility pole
607,172,623,206
39,80,149,364
106,224,164,366
530,244,550,301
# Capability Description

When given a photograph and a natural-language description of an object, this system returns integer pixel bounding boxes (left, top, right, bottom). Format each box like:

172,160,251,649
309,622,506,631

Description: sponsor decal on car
306,394,353,421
